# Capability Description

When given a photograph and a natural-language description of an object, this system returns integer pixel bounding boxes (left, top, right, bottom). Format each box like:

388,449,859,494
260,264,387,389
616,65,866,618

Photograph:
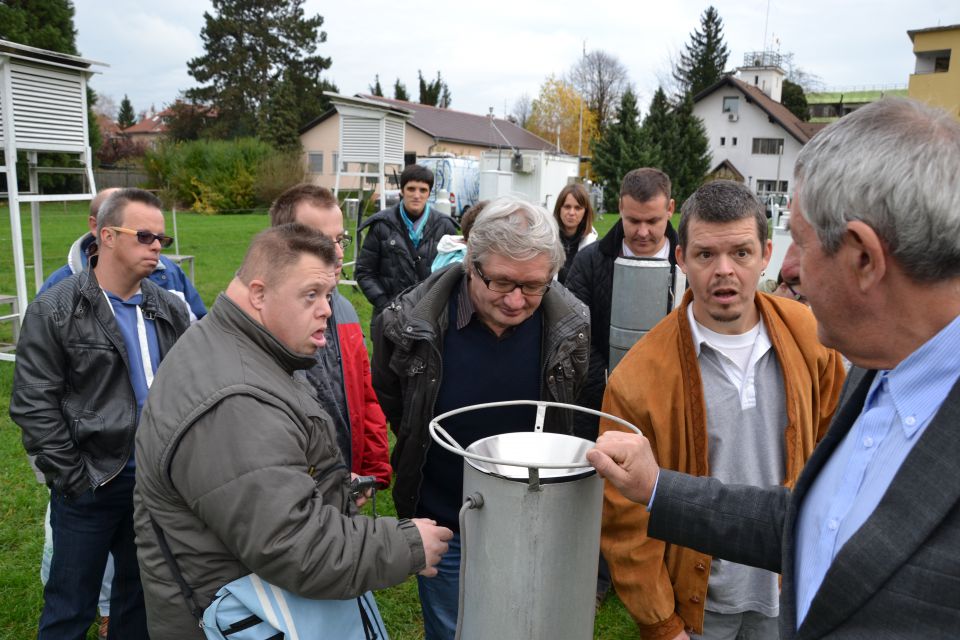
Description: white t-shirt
687,303,772,409
622,239,671,260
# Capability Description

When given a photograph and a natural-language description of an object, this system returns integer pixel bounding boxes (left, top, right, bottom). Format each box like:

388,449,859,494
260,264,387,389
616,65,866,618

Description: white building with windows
693,52,824,199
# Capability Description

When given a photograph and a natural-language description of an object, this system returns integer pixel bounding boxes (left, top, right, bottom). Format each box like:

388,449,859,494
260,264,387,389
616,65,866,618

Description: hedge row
143,138,305,213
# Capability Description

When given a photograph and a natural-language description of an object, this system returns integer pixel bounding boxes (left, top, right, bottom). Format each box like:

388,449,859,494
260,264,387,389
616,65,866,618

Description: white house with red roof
693,52,825,199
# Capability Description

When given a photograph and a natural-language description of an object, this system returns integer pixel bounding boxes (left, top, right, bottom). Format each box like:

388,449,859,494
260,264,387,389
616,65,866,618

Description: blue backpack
150,517,388,640
202,574,387,640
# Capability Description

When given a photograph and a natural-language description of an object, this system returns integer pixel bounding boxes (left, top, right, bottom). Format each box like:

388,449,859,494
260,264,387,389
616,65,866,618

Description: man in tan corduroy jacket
599,181,845,640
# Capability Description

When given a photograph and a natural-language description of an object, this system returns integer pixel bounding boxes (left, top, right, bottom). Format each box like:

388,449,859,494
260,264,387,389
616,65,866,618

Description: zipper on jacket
407,335,445,513
94,303,178,491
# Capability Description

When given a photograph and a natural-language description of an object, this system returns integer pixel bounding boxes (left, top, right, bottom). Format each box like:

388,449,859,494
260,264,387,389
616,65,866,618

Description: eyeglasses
473,262,551,297
108,227,174,248
335,234,352,250
782,281,806,302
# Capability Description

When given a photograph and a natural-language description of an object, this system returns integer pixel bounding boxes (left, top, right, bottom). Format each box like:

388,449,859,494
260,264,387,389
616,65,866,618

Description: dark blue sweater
416,288,542,530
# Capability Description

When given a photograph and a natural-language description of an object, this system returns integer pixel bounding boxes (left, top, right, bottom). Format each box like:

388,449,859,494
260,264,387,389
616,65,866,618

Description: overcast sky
75,0,957,119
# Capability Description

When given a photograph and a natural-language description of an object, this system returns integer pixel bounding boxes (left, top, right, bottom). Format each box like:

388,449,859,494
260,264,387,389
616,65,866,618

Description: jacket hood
435,234,466,254
66,233,95,275
67,232,168,276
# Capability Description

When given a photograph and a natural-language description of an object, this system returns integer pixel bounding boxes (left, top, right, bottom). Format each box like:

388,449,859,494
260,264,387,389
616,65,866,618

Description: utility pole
577,40,585,172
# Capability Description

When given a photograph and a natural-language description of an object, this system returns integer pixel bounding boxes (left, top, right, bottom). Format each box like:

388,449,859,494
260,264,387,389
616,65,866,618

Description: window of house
720,137,726,146
915,49,952,74
752,138,784,155
732,137,738,146
722,96,739,114
332,152,339,174
308,152,324,174
756,179,789,194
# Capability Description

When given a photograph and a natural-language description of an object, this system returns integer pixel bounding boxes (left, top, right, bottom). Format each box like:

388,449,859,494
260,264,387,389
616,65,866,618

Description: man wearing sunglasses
269,184,391,492
372,196,590,640
39,187,207,323
11,188,191,639
32,187,206,638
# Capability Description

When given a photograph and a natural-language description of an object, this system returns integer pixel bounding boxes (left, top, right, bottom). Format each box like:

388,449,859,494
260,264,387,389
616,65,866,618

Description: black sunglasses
108,226,175,249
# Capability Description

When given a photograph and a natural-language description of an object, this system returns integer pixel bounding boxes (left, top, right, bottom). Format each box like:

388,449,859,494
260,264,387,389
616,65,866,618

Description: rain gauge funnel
429,400,640,639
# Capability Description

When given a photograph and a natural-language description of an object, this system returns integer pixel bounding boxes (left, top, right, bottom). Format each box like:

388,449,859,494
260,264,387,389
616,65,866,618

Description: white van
417,155,480,218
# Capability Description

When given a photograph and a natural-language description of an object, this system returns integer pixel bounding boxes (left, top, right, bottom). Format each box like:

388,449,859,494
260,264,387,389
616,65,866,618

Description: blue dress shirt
794,313,960,626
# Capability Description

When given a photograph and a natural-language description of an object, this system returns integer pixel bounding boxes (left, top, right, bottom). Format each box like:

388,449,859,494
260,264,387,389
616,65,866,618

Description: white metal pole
27,151,43,292
1,57,29,346
172,206,180,255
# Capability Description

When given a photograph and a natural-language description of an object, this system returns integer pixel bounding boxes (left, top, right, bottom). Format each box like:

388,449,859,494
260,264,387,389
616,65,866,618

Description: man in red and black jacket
269,184,391,487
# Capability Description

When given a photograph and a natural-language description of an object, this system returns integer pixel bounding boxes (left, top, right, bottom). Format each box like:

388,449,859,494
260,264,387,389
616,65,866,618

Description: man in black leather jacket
356,164,458,317
10,188,190,639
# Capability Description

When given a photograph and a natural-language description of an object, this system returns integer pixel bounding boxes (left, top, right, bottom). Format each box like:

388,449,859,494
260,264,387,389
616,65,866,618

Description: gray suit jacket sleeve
647,469,789,574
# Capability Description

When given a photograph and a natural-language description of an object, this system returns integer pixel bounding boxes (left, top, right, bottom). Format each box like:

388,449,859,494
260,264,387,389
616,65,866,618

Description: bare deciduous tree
93,93,118,120
780,52,825,93
569,49,630,129
654,47,686,106
511,93,532,128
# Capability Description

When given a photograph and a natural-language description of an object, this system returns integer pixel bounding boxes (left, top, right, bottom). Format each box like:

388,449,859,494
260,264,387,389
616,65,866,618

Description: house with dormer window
693,52,825,200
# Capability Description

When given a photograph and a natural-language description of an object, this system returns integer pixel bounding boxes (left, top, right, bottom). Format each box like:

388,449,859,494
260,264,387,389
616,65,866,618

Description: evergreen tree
595,87,711,209
639,88,674,168
186,0,336,138
0,0,77,53
369,74,384,97
664,94,711,206
418,71,450,107
591,88,655,210
0,0,100,175
781,79,810,122
118,95,137,129
261,71,302,152
393,79,409,101
86,86,101,163
673,6,730,98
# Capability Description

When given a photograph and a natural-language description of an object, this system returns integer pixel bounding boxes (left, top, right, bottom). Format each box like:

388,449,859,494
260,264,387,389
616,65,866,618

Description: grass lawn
0,203,638,638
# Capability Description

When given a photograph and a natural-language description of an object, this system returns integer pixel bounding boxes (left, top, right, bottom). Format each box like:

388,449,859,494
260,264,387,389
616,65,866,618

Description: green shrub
254,150,307,206
144,138,303,213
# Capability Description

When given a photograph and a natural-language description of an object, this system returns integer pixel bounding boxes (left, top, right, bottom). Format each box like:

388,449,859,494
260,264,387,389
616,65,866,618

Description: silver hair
465,196,566,276
96,188,163,235
795,97,960,282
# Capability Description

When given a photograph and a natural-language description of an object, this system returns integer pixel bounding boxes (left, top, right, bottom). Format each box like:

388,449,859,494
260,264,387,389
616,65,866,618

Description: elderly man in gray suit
588,96,960,639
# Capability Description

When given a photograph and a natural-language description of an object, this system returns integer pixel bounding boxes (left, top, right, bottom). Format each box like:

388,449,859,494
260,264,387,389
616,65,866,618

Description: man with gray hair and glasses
372,196,590,639
589,97,960,638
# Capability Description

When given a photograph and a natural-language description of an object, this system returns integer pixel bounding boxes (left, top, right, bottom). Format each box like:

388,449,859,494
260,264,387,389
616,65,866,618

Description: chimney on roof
737,51,786,103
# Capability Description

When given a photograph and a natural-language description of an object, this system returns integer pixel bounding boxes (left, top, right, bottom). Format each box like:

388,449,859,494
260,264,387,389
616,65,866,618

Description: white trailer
479,150,579,210
416,155,480,217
